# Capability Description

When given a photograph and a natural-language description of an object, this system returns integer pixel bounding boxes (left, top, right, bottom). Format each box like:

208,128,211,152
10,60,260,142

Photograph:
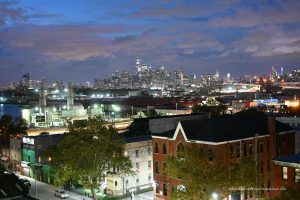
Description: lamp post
34,164,43,198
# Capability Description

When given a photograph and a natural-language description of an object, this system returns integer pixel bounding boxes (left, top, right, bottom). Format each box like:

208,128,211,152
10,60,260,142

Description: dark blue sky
0,0,300,84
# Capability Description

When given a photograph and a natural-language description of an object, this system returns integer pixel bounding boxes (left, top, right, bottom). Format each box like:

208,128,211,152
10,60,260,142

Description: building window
236,145,240,158
295,168,300,182
148,160,151,168
249,143,253,155
163,183,167,196
115,181,117,186
260,161,264,174
148,173,151,181
260,141,264,153
163,162,167,175
136,162,139,170
177,143,184,159
155,142,159,153
208,149,213,161
148,147,151,156
135,149,139,157
155,161,160,173
156,182,159,193
136,178,139,183
282,167,288,180
230,146,234,159
162,143,167,154
243,142,247,157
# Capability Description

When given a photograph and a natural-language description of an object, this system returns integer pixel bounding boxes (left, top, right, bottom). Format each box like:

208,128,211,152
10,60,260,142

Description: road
20,175,153,200
20,175,92,200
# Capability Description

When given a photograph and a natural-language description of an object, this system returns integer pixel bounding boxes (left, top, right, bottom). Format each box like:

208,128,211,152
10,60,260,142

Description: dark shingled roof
152,129,176,138
152,110,294,142
273,153,300,164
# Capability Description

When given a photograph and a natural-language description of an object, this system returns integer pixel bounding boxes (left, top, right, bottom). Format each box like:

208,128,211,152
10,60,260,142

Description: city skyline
0,0,300,84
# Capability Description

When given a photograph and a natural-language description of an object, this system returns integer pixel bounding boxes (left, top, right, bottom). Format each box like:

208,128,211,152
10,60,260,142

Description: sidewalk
122,191,153,200
19,174,93,200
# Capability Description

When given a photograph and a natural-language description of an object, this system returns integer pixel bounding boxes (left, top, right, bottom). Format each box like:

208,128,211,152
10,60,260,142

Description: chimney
67,81,74,110
39,79,46,114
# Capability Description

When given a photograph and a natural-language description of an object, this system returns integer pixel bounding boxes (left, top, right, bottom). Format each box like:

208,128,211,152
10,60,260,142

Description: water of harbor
0,104,23,120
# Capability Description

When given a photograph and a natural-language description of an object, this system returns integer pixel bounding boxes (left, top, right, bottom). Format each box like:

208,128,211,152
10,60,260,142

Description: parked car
20,178,31,188
55,188,70,199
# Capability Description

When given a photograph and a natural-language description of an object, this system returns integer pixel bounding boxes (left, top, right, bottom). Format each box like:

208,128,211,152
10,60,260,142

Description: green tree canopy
166,144,257,200
273,187,300,200
192,104,227,116
44,116,132,200
0,115,27,143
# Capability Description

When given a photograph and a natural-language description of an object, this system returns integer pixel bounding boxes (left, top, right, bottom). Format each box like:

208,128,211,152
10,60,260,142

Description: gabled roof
152,110,294,143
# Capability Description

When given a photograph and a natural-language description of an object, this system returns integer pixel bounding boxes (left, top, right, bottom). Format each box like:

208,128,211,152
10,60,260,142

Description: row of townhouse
6,113,208,197
5,110,299,199
152,109,299,200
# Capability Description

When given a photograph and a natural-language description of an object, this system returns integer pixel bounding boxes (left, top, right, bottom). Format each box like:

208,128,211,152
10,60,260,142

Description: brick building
152,110,295,200
272,153,300,198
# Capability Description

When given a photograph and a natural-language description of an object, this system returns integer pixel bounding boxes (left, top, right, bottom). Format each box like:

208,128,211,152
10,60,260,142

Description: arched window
177,143,184,159
155,142,159,153
162,143,167,154
208,149,213,161
155,161,160,174
163,162,167,175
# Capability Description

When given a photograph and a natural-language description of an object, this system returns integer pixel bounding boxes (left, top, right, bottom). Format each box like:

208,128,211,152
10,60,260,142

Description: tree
147,108,159,117
273,187,300,200
44,116,132,200
0,115,27,143
192,104,226,116
166,144,257,200
0,163,5,175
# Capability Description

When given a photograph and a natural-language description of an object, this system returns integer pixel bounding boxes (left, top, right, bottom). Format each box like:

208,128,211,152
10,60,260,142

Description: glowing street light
212,192,218,199
112,105,121,112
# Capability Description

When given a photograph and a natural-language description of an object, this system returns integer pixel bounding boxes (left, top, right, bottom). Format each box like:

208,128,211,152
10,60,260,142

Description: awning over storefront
21,161,30,168
1,156,8,161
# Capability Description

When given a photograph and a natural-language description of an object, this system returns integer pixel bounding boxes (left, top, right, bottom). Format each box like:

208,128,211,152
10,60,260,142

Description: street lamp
212,192,218,199
34,164,43,198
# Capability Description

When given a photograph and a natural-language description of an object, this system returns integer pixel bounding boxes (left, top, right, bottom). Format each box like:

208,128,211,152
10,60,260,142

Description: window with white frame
282,166,288,180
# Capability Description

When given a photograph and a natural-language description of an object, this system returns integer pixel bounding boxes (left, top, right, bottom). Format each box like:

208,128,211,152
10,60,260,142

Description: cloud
112,34,137,44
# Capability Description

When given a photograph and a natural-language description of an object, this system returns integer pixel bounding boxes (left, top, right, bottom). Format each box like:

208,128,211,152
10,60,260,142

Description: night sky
1,0,300,84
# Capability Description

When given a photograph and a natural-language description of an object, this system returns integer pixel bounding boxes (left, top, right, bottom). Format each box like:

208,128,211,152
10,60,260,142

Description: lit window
295,168,300,182
282,167,288,180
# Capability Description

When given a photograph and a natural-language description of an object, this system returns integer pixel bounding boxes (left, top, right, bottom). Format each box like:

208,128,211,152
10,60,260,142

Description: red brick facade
152,117,295,200
272,158,300,198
